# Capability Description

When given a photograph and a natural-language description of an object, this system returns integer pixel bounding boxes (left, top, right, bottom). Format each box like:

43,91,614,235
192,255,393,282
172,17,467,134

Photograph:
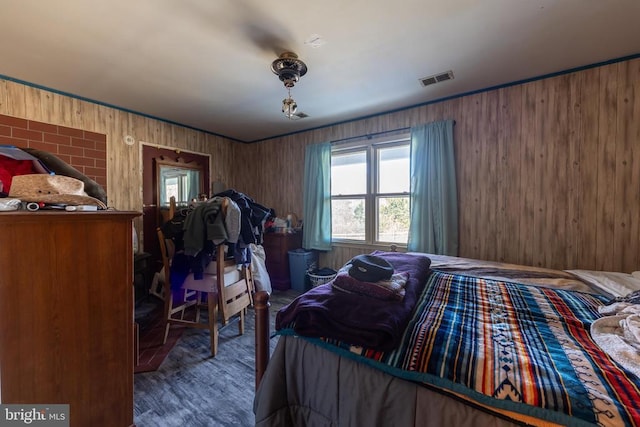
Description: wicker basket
307,271,337,287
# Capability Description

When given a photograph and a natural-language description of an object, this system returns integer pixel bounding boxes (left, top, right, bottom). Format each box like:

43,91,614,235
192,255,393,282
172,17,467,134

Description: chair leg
163,322,171,345
178,290,198,321
163,290,173,345
245,266,254,307
238,309,245,335
194,291,202,323
208,293,218,357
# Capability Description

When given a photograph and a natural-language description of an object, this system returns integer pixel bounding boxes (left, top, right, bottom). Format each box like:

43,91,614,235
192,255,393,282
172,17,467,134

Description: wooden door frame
140,142,211,268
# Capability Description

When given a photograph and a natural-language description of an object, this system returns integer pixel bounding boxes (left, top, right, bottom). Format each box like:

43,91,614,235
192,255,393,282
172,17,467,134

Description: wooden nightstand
262,232,302,290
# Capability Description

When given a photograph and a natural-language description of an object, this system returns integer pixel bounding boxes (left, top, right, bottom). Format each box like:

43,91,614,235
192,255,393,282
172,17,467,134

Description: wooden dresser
0,211,139,427
262,232,302,290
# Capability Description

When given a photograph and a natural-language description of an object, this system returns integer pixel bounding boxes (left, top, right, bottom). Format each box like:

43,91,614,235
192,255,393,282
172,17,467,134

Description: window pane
376,196,410,244
331,151,366,195
182,170,200,202
331,198,365,240
378,145,409,193
164,177,179,206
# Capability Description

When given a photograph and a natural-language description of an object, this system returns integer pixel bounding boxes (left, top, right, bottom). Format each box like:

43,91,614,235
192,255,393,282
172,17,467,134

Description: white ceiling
1,0,639,143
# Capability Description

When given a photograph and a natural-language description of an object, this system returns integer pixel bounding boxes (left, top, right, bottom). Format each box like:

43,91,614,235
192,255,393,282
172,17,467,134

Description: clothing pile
0,145,107,205
591,290,640,378
332,254,409,301
162,190,273,292
276,252,433,351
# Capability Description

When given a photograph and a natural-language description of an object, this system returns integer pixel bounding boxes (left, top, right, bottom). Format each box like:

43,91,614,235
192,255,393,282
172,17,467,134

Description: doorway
141,144,210,267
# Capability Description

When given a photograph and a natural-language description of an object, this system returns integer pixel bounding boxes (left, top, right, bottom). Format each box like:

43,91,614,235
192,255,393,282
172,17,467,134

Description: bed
253,251,640,427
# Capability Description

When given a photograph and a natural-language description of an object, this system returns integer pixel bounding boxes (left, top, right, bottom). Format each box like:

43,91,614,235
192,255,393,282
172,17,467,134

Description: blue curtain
408,120,458,255
302,141,332,251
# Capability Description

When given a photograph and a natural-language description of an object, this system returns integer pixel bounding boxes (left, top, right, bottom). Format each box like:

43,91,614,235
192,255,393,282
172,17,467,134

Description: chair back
158,196,252,333
157,226,185,319
156,227,173,289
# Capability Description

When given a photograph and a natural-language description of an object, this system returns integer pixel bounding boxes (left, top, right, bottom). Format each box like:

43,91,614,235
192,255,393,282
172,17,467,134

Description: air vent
419,70,454,87
290,112,309,120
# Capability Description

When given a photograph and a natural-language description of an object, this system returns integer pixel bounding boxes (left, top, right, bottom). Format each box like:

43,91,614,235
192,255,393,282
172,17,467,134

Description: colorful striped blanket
279,271,640,426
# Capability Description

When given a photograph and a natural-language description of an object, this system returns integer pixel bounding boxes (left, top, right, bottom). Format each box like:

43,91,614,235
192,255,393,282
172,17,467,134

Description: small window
331,136,410,245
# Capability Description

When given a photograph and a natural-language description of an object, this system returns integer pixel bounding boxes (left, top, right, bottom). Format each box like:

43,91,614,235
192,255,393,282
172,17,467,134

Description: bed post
254,290,270,390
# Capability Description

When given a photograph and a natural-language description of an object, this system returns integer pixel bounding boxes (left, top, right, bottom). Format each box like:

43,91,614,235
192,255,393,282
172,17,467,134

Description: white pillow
566,269,640,297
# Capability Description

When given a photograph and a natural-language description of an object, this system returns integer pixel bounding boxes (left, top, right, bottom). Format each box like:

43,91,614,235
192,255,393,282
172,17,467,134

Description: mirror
156,157,204,211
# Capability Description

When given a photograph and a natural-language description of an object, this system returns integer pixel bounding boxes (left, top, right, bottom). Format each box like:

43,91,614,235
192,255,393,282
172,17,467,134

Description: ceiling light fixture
281,87,298,119
271,52,307,120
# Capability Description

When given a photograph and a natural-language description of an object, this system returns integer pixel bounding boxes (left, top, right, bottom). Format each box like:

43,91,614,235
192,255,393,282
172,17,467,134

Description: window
331,136,410,245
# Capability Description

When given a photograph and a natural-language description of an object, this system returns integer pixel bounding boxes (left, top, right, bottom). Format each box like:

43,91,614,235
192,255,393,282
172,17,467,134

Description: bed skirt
254,335,558,427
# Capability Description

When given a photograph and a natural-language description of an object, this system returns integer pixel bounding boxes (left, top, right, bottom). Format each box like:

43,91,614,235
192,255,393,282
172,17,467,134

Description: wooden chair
149,196,178,301
156,200,252,356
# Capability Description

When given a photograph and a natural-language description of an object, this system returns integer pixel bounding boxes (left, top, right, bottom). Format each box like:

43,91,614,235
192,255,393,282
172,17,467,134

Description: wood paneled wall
0,80,236,212
236,58,640,273
2,57,638,273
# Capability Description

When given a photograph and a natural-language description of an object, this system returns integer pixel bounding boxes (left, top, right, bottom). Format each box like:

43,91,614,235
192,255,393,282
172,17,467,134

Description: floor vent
419,70,454,87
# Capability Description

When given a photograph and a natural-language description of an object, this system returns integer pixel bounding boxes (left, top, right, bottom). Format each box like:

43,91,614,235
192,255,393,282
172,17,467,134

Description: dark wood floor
134,289,299,427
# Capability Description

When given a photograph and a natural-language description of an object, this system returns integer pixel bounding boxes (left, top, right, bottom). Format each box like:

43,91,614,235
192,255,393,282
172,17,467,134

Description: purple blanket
332,271,409,301
275,252,432,351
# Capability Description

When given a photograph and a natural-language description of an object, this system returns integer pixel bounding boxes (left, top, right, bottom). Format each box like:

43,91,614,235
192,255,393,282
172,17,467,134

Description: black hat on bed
348,254,394,282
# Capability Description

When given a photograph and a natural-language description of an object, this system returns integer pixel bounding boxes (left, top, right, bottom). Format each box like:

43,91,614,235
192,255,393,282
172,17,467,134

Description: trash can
288,249,318,292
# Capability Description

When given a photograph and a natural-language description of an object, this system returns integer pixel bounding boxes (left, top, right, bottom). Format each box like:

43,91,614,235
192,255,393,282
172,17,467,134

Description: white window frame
331,133,411,246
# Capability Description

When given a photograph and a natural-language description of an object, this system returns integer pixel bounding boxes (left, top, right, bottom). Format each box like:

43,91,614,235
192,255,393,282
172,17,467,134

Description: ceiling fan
203,1,311,119
271,51,309,120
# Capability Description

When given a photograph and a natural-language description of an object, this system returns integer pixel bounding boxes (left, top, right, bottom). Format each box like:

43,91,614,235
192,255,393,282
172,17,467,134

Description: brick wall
0,114,107,191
